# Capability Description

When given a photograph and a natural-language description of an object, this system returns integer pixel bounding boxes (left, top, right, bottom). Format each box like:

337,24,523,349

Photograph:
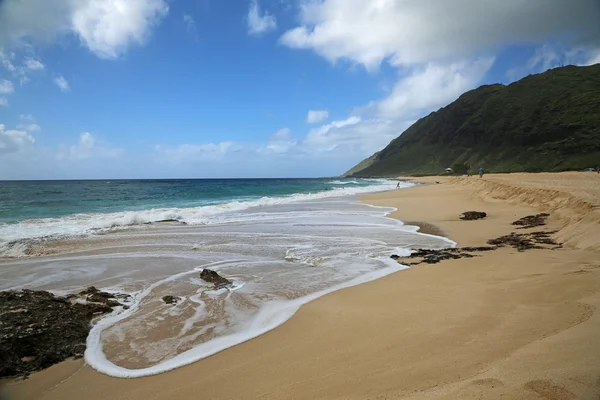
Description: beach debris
162,295,180,305
391,246,496,265
511,213,549,229
0,288,127,379
460,211,487,220
487,230,560,251
200,269,232,290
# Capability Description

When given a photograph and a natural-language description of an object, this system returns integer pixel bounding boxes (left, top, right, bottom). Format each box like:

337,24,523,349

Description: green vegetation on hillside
347,64,600,177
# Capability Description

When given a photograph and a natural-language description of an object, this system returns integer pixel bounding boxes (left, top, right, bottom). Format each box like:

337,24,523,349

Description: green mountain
346,64,600,177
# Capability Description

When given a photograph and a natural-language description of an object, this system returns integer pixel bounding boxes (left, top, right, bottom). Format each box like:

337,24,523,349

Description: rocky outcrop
200,269,232,290
460,211,487,220
0,287,127,378
162,295,180,305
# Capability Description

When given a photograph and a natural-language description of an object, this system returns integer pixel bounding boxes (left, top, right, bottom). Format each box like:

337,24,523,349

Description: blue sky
0,0,599,179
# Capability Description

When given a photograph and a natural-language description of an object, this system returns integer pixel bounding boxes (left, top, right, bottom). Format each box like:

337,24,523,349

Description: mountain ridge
346,64,600,177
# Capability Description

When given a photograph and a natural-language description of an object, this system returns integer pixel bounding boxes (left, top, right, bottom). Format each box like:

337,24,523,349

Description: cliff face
347,64,600,177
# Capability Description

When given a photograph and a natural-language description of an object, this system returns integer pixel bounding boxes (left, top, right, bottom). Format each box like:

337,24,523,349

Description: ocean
0,178,453,377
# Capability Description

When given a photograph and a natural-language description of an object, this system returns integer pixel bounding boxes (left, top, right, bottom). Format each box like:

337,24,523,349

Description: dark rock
200,269,232,290
79,286,101,295
79,286,119,306
512,213,550,229
0,289,123,378
460,211,487,220
162,295,180,305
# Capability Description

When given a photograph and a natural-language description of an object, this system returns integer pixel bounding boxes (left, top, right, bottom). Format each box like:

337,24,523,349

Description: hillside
346,64,600,177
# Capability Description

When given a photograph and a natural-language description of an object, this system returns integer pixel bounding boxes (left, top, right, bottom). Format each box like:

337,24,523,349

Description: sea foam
0,179,409,257
84,257,409,378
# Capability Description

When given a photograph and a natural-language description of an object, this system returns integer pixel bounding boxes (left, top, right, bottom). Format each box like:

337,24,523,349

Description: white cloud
0,79,14,94
0,97,7,106
589,51,600,66
19,114,35,121
24,58,44,70
306,110,329,124
60,132,122,160
303,116,395,155
17,123,41,132
279,1,600,171
54,76,70,92
0,0,169,59
0,124,35,154
72,0,169,59
0,51,17,72
154,142,238,163
374,58,494,119
247,0,276,36
281,0,600,70
183,14,197,38
270,128,291,141
507,44,600,81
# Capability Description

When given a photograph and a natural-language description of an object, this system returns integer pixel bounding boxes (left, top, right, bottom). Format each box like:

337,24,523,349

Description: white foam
0,180,410,257
84,258,408,378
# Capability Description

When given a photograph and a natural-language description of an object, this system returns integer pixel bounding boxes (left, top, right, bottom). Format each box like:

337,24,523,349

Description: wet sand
3,172,600,399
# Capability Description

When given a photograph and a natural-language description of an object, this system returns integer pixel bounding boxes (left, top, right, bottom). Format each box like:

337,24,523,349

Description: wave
0,180,411,257
328,180,360,185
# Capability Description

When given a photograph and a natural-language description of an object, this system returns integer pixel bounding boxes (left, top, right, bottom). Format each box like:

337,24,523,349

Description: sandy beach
3,172,600,400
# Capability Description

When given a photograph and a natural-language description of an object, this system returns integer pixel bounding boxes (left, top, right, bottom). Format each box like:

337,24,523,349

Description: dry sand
3,172,600,400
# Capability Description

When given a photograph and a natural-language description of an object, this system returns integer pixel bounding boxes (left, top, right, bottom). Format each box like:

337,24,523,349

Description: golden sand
3,172,600,399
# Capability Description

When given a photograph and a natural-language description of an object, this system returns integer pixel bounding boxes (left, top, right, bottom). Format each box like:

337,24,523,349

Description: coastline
3,172,600,399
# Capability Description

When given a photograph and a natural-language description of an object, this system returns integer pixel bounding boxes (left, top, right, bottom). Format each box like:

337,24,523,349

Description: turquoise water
0,177,399,255
0,178,381,224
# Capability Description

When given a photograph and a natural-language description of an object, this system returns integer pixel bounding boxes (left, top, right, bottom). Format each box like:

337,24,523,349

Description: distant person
479,167,484,178
396,182,400,188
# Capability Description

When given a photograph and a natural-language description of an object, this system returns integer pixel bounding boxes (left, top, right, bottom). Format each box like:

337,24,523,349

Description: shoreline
3,172,600,399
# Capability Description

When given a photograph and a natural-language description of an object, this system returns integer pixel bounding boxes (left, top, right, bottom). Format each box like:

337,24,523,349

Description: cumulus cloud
154,142,238,163
0,51,38,86
24,58,44,70
0,0,169,59
59,132,122,160
303,116,399,155
16,123,41,132
281,0,600,70
0,124,35,154
247,0,276,36
54,76,70,92
278,0,600,170
506,44,600,81
306,110,329,124
0,79,14,94
0,98,7,106
269,128,291,141
374,58,494,119
19,114,35,121
72,0,169,59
